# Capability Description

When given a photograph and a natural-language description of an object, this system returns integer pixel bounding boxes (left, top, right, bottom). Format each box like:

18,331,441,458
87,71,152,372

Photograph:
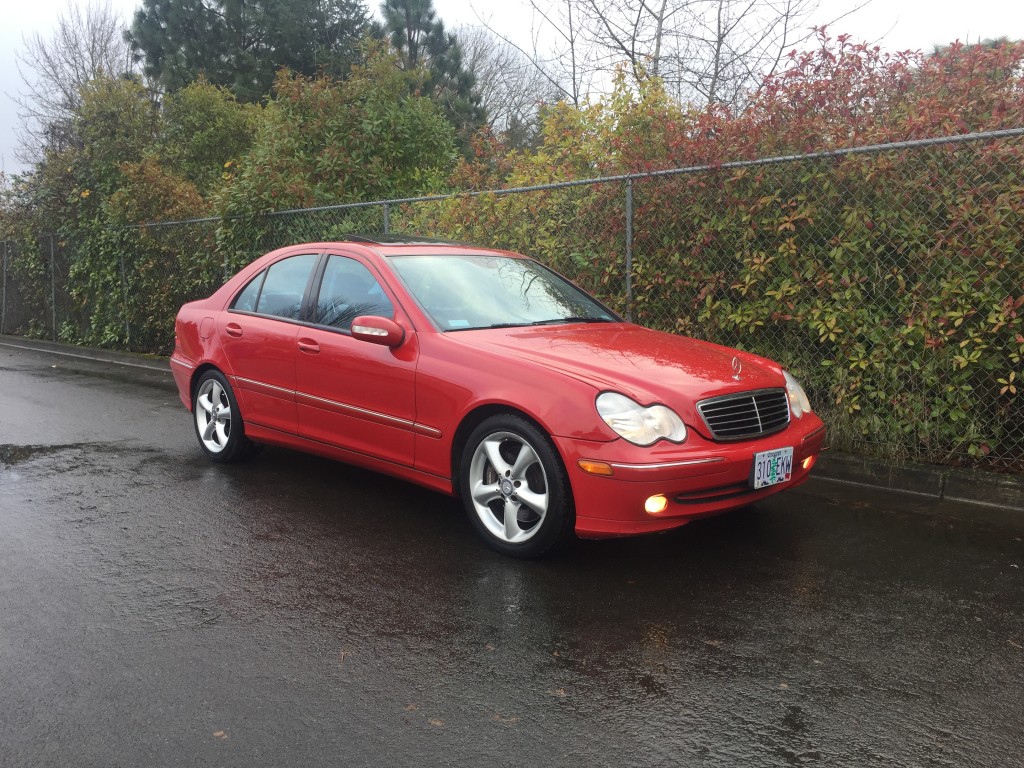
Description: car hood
457,323,785,406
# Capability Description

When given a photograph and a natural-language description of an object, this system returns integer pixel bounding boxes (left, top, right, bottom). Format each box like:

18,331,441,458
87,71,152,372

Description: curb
0,335,170,373
815,451,1024,514
3,334,1022,515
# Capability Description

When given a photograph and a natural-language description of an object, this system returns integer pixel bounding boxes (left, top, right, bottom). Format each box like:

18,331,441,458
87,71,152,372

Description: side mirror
351,315,405,347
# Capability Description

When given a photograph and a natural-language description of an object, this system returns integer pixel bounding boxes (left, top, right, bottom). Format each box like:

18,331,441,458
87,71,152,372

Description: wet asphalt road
1,342,1022,767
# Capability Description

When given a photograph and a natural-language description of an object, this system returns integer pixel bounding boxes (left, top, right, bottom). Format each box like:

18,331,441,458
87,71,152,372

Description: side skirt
244,422,454,497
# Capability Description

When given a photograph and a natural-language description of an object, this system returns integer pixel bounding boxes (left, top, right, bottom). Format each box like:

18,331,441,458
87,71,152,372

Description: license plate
751,447,794,489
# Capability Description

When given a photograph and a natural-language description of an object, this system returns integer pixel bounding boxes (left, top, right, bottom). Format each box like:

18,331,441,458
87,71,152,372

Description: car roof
318,235,527,259
255,237,528,263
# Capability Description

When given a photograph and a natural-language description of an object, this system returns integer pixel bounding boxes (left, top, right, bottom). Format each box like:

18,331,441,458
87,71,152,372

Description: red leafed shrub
408,33,1024,465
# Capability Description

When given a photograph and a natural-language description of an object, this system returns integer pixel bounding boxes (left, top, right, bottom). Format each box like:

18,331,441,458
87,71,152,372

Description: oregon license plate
751,447,794,489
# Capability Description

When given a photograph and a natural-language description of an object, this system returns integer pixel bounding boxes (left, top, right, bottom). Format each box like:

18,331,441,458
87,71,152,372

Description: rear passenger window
232,272,265,312
313,256,394,331
240,254,318,320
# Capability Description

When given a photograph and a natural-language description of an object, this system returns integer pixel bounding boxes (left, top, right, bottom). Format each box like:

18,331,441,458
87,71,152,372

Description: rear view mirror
351,315,405,347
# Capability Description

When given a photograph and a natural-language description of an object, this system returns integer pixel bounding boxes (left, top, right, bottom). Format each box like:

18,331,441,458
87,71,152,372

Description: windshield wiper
529,316,615,326
480,321,533,329
476,316,615,330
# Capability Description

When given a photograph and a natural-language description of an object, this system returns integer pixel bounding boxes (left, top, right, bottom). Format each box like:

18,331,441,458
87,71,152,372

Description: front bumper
555,416,826,538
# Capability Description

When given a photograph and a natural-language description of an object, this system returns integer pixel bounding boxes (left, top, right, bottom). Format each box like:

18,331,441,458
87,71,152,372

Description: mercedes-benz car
170,237,826,558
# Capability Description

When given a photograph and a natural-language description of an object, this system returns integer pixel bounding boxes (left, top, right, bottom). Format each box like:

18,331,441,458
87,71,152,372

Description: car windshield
389,254,618,331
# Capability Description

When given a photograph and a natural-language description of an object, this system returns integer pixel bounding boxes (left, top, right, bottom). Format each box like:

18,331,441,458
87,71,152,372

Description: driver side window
314,256,393,331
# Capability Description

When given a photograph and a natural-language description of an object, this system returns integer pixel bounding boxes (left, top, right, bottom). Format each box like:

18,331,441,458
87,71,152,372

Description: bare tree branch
472,0,871,113
13,0,134,164
473,0,599,107
454,24,555,142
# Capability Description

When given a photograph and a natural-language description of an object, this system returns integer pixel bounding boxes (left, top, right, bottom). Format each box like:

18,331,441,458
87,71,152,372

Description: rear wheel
193,370,261,463
460,414,574,559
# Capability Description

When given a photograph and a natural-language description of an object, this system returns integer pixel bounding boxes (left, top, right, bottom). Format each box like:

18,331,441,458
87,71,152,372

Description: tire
459,414,574,559
192,370,261,463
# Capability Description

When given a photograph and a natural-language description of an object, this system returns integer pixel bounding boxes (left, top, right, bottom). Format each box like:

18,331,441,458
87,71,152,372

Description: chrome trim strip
608,457,727,471
414,424,444,439
699,386,787,401
297,391,442,438
235,376,443,438
235,376,293,395
801,424,827,443
170,357,195,370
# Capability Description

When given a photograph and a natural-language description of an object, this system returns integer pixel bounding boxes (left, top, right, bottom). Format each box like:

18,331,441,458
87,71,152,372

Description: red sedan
171,237,826,558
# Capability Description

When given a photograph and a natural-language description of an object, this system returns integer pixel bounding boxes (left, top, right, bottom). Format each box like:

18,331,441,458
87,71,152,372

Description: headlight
596,392,687,446
783,370,812,418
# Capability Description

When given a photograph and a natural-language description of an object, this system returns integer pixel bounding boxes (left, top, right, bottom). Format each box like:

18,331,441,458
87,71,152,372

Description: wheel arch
189,363,223,407
450,404,563,499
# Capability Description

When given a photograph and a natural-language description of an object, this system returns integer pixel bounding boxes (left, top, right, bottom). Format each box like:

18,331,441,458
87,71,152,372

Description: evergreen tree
378,0,485,140
128,0,371,101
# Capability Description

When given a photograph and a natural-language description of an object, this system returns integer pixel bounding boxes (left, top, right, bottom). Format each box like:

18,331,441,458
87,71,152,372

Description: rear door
219,252,320,435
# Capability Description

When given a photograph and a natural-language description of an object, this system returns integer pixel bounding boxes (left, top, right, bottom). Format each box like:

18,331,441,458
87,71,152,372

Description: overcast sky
3,0,1024,177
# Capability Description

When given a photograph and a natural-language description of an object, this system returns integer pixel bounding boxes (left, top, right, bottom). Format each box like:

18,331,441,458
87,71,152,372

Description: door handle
298,339,320,354
225,323,242,338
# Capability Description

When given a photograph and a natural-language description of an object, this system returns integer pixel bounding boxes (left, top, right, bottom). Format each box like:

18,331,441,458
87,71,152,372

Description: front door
294,254,418,466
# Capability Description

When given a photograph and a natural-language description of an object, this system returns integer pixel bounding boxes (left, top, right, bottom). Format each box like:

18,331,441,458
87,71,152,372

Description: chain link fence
2,130,1023,469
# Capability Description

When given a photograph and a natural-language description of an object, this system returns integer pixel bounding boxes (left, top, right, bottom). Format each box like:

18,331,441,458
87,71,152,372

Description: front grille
697,388,790,441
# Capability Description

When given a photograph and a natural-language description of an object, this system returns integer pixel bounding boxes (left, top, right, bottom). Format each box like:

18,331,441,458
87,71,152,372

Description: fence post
383,203,390,234
49,235,57,341
119,253,131,350
1,240,7,336
625,177,634,323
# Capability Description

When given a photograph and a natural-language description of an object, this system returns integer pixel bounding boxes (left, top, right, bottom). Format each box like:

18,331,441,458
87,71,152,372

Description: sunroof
345,234,468,246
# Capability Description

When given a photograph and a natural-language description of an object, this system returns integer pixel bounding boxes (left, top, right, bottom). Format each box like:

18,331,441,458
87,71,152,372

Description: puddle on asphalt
0,442,134,485
0,444,74,465
1,444,76,487
0,442,148,468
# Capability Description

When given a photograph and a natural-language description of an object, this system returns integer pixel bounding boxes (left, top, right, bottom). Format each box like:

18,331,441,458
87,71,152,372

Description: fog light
578,460,614,476
645,494,669,515
802,455,816,471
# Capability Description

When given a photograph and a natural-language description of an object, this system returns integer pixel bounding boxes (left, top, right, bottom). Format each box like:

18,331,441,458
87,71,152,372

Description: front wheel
460,414,574,559
193,370,261,463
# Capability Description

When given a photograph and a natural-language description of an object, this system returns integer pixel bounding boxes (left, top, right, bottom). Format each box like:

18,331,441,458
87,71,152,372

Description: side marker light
577,460,614,477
